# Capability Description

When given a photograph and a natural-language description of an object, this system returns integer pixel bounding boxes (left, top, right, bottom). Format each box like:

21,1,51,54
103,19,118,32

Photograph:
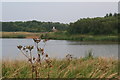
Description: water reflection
2,39,118,60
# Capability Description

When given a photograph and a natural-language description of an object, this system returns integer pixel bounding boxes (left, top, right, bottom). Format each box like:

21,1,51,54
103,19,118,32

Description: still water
2,39,118,60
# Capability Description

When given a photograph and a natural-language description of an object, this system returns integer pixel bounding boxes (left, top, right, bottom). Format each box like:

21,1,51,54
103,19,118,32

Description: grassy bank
2,57,119,78
0,32,41,38
45,32,119,42
0,32,119,42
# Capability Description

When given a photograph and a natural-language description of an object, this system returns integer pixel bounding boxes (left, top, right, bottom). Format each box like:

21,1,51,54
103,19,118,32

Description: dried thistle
46,54,48,57
26,46,34,51
17,45,22,50
42,52,44,55
33,57,36,61
33,38,41,43
23,47,26,50
66,54,73,61
17,37,51,79
37,48,44,52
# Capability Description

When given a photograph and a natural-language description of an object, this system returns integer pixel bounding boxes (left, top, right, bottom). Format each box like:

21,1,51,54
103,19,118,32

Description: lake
2,39,118,60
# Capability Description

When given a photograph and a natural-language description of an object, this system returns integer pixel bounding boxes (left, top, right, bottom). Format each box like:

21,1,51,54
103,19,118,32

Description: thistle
17,45,22,50
17,36,51,78
33,38,41,43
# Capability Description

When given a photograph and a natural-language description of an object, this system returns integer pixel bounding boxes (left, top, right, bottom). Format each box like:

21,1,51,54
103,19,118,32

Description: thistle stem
20,50,29,59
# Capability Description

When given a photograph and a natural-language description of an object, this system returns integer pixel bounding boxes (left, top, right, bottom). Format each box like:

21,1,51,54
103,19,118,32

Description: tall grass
2,57,119,78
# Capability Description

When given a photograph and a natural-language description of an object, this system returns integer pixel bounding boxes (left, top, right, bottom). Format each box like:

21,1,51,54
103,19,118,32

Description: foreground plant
17,37,52,78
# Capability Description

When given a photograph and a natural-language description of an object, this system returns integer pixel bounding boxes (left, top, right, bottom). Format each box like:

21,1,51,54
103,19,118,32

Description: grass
45,32,119,42
2,57,119,79
0,32,41,38
0,32,119,42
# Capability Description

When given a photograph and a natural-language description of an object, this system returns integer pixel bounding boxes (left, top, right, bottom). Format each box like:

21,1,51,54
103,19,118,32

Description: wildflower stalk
17,37,51,79
20,50,29,59
30,51,32,61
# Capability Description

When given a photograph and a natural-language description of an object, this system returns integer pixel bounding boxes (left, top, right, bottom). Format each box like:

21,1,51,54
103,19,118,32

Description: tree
109,13,113,17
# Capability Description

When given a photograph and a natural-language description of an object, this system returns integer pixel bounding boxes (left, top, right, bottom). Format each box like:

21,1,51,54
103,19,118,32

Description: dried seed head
66,54,73,60
46,54,48,57
33,38,41,43
26,46,34,51
23,47,26,50
37,58,40,62
17,45,22,50
42,52,44,55
28,58,32,62
37,48,40,51
38,48,44,52
33,57,35,61
41,48,44,52
33,38,37,42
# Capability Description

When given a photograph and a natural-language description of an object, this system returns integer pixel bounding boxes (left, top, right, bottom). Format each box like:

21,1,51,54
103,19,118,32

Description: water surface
2,39,118,60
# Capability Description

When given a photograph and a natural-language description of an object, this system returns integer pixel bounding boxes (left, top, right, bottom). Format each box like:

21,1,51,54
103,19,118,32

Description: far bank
0,32,119,43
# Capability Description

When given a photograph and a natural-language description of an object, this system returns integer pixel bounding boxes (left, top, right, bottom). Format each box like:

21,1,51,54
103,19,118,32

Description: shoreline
0,32,119,43
1,37,119,44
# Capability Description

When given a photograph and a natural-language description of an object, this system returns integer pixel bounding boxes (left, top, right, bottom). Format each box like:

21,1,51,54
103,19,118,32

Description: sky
2,2,118,23
1,0,119,2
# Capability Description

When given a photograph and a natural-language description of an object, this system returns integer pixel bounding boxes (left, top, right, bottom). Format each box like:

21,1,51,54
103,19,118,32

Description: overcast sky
2,2,118,23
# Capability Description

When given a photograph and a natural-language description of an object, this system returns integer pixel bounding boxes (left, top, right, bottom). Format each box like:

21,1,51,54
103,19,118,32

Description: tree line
67,13,119,35
2,21,69,32
1,13,119,35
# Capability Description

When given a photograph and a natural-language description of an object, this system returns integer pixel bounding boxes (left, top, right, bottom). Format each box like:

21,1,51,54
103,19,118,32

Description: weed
17,36,52,79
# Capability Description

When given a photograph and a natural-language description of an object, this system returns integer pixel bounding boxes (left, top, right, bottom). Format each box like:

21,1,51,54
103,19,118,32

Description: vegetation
2,21,68,32
1,13,119,79
1,32,41,38
2,57,119,78
1,31,118,42
16,38,52,79
68,13,119,35
1,13,119,42
2,36,119,79
44,32,118,42
1,13,119,35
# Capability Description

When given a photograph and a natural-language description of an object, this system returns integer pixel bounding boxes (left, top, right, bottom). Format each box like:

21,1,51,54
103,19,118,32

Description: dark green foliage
45,32,118,42
2,20,69,32
67,13,119,35
2,13,119,36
